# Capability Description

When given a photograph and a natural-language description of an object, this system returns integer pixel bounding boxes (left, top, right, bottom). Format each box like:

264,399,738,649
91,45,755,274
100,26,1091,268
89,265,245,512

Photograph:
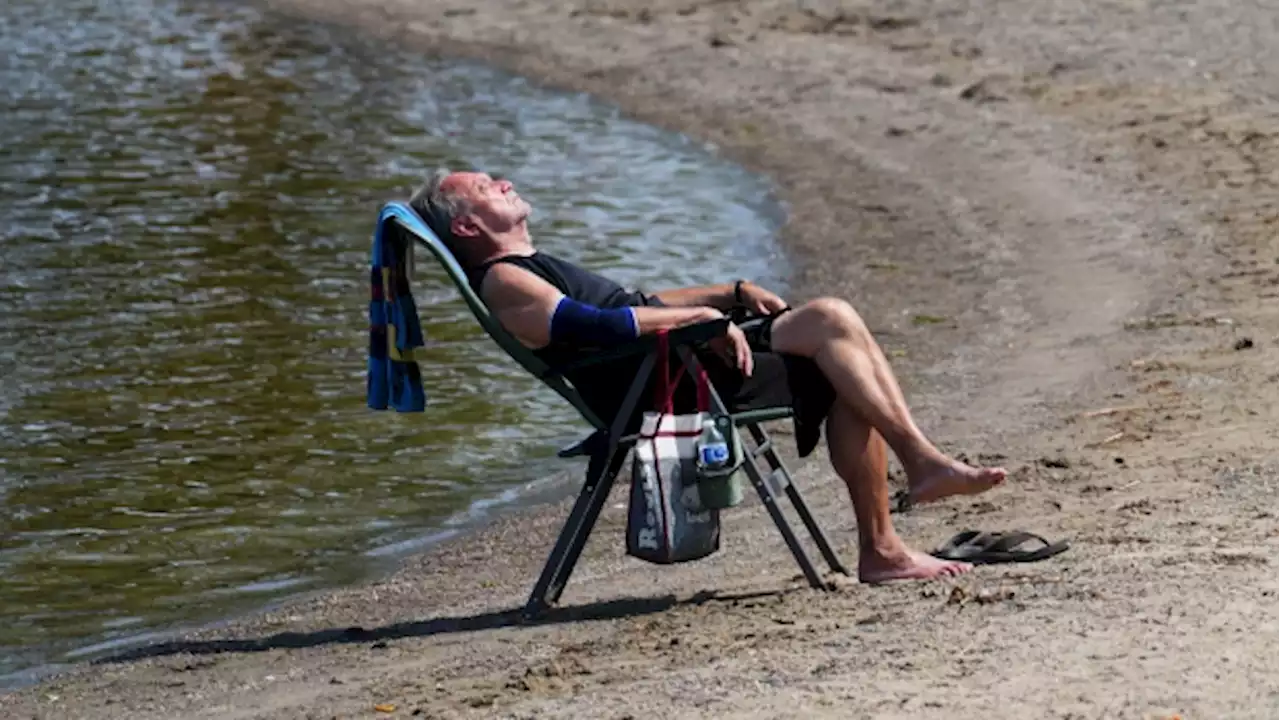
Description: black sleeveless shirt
467,252,664,422
467,252,658,312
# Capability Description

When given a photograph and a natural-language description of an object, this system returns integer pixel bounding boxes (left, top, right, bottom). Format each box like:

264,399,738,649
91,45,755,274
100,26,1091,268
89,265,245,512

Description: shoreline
3,0,1276,717
1,453,591,692
1,35,801,686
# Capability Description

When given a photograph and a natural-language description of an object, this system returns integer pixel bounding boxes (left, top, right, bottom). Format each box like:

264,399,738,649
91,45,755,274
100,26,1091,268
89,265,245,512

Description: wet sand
3,0,1276,717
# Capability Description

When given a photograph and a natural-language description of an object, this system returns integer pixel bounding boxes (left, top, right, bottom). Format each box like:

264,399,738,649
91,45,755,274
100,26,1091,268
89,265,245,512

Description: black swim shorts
662,310,837,458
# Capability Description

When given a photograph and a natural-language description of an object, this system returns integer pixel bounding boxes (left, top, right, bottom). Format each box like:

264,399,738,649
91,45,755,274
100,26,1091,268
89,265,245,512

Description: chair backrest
378,201,607,430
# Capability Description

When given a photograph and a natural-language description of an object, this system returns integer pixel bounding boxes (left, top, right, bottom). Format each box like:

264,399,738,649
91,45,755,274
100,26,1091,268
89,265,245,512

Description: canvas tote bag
625,331,722,564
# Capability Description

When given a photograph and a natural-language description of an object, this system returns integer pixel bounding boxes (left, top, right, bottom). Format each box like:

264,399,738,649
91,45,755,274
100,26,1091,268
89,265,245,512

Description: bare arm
482,264,724,350
650,282,736,310
652,280,790,316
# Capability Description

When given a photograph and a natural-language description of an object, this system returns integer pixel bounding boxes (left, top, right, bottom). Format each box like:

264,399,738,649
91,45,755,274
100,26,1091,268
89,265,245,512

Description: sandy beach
2,0,1276,717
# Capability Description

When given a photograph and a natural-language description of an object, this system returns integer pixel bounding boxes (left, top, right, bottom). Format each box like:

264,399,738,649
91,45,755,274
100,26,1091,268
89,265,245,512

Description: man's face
443,171,531,240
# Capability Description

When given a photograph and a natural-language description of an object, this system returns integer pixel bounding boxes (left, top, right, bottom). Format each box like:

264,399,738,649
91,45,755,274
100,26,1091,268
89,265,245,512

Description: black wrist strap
733,279,746,305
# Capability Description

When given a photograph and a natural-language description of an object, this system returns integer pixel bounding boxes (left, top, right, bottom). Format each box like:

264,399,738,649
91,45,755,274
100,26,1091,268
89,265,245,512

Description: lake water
0,0,788,685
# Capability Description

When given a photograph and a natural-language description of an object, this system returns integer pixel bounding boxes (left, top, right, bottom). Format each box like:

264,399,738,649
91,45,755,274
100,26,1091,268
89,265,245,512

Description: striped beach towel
367,218,426,412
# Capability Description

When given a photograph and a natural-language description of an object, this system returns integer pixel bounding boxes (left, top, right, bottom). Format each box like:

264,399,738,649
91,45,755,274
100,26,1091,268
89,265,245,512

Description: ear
450,214,480,239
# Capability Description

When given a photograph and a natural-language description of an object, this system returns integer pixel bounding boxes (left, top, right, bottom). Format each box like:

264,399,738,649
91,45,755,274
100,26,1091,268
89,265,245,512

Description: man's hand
738,281,788,316
709,322,753,377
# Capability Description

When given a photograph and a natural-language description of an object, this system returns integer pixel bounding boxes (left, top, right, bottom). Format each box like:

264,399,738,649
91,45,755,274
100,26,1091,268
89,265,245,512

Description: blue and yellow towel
367,219,426,412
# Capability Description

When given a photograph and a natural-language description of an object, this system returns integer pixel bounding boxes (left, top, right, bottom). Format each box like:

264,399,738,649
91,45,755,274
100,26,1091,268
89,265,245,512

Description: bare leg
770,298,1006,505
825,403,972,581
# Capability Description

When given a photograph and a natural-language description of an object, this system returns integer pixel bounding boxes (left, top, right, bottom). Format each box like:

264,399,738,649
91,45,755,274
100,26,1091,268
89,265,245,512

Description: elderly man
411,169,1007,582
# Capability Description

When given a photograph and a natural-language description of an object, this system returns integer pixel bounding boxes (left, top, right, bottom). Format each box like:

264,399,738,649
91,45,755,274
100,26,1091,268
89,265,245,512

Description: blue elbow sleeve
550,298,639,345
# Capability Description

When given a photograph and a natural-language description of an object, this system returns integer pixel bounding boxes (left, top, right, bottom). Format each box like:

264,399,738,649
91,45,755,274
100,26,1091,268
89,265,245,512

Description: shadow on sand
93,588,790,665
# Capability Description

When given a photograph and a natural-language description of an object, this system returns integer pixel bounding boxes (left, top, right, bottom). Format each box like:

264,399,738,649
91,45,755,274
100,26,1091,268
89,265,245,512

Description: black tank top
466,252,658,311
467,252,663,423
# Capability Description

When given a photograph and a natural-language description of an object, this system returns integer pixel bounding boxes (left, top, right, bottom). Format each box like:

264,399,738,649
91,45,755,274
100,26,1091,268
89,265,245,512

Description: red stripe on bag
653,329,713,414
646,329,715,559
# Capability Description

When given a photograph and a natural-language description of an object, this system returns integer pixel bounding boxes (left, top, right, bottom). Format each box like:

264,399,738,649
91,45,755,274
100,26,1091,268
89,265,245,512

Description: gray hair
409,168,469,249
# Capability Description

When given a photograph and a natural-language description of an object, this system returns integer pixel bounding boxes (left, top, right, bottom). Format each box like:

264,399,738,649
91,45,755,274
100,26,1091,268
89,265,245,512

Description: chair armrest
545,317,730,376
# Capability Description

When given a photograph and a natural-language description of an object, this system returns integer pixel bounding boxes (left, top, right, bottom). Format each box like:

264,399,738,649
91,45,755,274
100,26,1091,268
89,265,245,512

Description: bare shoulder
481,261,560,306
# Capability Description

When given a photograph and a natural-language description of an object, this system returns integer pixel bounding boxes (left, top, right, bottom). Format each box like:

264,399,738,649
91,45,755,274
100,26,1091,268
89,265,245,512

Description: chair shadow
92,588,788,666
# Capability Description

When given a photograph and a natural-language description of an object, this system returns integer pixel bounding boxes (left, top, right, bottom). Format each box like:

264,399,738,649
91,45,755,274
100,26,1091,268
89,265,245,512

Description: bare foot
858,547,973,584
906,455,1007,506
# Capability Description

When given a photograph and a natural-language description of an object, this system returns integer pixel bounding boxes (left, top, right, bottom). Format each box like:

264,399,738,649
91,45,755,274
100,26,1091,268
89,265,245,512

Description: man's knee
803,297,869,340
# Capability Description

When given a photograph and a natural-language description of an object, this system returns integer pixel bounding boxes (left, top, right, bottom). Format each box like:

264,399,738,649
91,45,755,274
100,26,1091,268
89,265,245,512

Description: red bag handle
653,330,711,414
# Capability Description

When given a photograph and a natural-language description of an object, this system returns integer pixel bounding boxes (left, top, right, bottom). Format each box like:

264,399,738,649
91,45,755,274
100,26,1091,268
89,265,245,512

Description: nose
497,178,514,193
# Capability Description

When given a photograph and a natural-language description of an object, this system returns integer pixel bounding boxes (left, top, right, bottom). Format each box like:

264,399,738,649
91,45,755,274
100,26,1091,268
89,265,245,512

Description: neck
471,232,535,268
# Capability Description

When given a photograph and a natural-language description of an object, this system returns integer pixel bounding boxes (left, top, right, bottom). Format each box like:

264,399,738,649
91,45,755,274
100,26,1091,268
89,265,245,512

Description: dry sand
3,0,1277,718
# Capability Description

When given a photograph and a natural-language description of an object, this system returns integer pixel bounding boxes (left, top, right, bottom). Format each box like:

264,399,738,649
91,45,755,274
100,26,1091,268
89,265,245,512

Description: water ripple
0,0,787,684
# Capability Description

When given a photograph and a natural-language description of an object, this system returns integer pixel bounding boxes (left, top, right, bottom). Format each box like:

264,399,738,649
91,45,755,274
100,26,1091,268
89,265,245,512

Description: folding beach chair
376,202,849,619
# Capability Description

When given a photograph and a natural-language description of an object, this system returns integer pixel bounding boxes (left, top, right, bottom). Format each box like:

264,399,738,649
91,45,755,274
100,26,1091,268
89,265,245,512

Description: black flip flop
932,530,1069,565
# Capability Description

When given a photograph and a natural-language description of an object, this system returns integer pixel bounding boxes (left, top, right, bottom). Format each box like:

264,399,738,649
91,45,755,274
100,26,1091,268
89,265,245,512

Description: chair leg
747,423,850,577
737,454,826,589
673,346,832,589
544,448,630,606
522,451,617,620
524,352,657,620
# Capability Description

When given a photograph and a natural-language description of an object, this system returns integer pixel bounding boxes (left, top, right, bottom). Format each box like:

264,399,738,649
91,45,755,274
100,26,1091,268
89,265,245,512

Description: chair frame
378,202,848,620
